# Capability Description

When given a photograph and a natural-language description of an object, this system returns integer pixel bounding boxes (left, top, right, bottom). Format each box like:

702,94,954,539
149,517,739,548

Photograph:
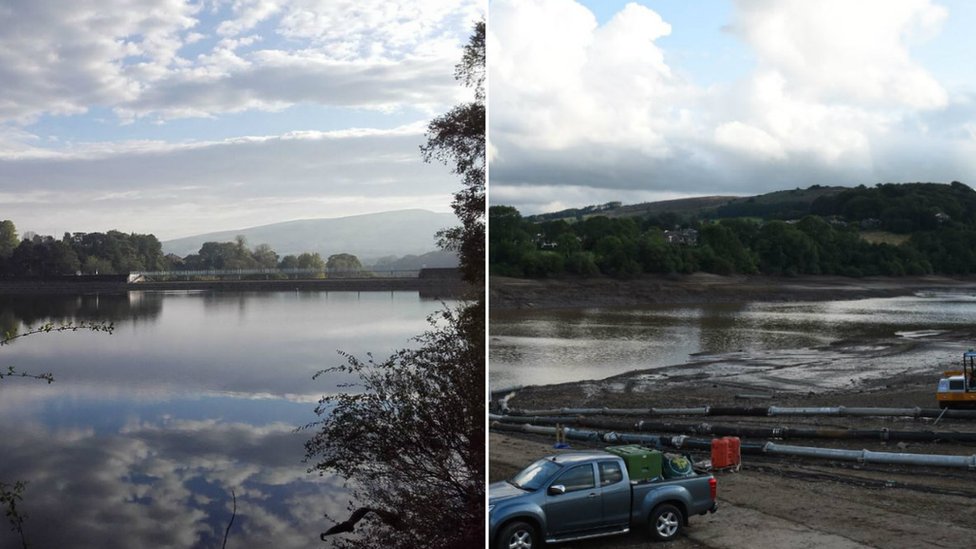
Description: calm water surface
0,290,449,549
489,292,976,390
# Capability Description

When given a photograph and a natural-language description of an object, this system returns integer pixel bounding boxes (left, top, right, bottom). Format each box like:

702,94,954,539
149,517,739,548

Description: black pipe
491,414,976,443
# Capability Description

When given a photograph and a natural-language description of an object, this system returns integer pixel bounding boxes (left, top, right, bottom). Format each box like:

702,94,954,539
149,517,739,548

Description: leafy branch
0,481,29,549
0,322,114,384
1,321,115,347
0,367,54,384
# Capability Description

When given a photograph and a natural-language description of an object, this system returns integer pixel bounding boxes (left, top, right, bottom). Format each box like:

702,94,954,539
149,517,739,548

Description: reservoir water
489,292,976,390
0,290,449,549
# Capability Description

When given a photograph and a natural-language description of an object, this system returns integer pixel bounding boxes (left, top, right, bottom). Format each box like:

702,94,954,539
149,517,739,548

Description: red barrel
711,436,741,469
727,436,741,466
711,437,732,468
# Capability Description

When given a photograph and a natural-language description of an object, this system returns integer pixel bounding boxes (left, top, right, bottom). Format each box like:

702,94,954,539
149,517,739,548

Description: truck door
545,463,602,536
598,460,630,528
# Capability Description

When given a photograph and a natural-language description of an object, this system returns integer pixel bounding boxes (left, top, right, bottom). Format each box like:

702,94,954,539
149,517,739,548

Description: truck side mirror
548,484,566,496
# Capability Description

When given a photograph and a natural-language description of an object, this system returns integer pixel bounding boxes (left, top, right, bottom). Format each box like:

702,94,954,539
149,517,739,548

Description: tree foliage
421,20,485,288
0,226,360,278
325,253,364,274
305,307,483,548
0,221,17,260
490,200,962,278
305,21,485,548
0,230,165,277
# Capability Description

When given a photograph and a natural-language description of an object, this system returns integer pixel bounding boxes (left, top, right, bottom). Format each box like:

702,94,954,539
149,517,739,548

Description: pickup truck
489,449,717,548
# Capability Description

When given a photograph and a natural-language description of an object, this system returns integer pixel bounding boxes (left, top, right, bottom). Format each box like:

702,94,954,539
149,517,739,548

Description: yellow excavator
937,351,976,408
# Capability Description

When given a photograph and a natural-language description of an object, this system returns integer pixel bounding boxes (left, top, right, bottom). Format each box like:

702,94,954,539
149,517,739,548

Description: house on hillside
664,228,698,246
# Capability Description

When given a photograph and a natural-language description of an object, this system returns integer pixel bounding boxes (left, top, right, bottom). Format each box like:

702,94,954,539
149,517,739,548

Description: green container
662,453,694,479
605,445,663,482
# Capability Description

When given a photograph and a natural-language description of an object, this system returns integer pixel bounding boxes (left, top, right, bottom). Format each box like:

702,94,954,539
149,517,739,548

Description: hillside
526,186,848,223
491,182,976,279
162,209,456,262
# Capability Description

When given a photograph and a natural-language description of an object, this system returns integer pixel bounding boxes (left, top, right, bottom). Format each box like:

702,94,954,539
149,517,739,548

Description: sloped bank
490,273,976,309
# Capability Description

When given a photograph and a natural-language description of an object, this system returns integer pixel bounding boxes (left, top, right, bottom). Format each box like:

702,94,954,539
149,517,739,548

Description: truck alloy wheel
650,504,683,541
497,521,535,549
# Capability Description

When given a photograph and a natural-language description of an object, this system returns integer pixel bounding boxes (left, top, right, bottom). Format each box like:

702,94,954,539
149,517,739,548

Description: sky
0,0,481,240
488,0,976,215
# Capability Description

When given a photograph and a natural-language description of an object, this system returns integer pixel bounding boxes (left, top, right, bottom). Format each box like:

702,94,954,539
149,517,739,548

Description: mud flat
490,329,976,548
490,274,976,310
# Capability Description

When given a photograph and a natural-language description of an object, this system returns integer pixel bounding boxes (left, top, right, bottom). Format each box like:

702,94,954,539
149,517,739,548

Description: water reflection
489,293,976,389
0,290,447,548
0,292,163,339
0,420,344,549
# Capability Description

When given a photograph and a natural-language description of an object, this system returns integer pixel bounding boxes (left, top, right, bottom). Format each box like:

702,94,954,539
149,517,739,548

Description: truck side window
555,464,595,493
598,461,623,486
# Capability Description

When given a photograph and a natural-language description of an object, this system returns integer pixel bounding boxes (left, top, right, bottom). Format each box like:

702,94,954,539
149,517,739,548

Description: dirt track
490,328,976,548
491,426,976,549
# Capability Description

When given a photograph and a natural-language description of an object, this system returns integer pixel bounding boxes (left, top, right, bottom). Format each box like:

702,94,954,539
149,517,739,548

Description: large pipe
763,443,976,469
507,406,976,420
490,421,976,470
490,414,976,443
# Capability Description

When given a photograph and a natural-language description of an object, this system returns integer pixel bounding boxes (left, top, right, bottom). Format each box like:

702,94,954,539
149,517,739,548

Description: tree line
0,221,363,277
490,182,976,278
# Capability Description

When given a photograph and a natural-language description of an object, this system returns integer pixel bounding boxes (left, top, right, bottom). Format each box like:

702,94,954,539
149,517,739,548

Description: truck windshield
509,459,562,491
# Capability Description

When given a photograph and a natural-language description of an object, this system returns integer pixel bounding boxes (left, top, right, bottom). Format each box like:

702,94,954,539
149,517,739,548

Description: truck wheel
649,503,683,542
497,521,537,549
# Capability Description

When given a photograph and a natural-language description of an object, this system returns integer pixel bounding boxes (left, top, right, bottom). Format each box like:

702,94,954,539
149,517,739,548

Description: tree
305,307,482,547
0,221,17,259
325,253,363,274
298,253,326,273
306,21,485,548
421,20,485,288
251,243,278,269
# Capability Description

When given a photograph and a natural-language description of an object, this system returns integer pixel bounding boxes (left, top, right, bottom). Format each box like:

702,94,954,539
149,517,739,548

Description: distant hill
712,185,848,219
525,186,848,223
492,182,976,279
163,209,456,262
526,196,737,222
369,249,459,271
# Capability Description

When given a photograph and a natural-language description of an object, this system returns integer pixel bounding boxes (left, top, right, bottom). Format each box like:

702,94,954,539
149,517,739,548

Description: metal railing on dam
0,268,466,297
128,268,421,281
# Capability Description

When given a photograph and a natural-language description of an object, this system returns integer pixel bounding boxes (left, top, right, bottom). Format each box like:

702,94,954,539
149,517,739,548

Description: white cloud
115,53,459,121
489,0,975,213
0,0,479,124
732,0,948,109
216,0,281,37
277,0,479,60
490,0,686,153
0,1,480,237
714,120,785,160
0,125,455,239
0,0,199,122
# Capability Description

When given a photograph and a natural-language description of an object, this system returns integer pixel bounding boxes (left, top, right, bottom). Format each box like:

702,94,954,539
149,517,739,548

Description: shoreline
0,277,468,297
490,273,976,310
490,328,976,548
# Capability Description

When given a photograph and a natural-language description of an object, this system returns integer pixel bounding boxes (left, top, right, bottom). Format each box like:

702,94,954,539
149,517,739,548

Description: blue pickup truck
489,449,718,548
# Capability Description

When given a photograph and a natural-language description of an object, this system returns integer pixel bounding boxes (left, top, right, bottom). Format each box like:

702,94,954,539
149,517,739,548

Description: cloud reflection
0,419,346,549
